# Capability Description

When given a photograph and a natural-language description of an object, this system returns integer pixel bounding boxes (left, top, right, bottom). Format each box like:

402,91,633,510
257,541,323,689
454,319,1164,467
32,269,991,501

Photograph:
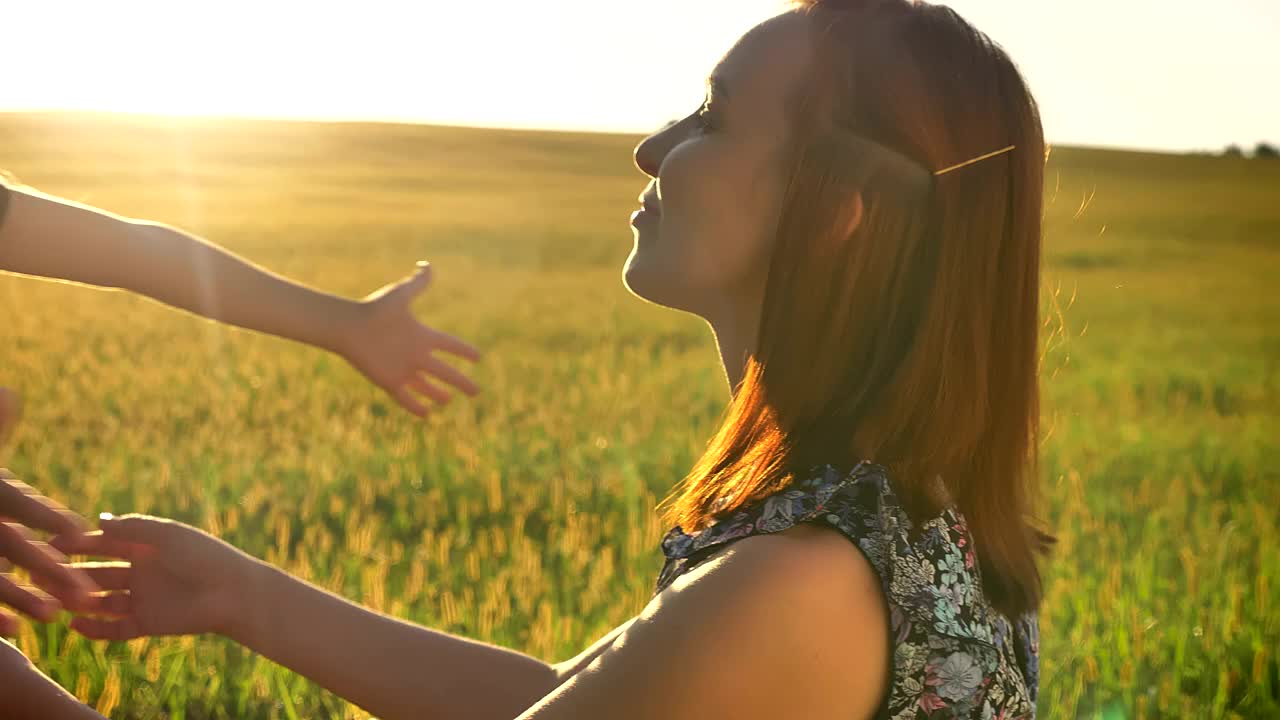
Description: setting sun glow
4,0,1277,151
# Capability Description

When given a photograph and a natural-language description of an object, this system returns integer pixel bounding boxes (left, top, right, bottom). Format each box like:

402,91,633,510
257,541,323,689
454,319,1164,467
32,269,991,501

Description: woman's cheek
661,208,751,297
659,140,774,293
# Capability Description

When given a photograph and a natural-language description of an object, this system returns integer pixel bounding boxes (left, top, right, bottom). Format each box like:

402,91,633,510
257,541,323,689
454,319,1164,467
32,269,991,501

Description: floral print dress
654,461,1040,720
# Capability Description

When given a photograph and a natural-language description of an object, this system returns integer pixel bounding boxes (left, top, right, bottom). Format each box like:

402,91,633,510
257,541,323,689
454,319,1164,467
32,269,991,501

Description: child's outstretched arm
0,183,480,416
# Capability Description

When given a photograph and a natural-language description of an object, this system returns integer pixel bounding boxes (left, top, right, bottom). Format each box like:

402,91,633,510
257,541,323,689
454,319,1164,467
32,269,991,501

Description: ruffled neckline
660,460,954,561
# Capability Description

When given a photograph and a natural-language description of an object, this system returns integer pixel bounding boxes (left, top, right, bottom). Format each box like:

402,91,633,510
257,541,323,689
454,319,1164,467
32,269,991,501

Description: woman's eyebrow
707,75,730,100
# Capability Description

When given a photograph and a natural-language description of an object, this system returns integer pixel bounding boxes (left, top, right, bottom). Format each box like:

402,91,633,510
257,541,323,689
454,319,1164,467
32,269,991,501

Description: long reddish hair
658,0,1054,617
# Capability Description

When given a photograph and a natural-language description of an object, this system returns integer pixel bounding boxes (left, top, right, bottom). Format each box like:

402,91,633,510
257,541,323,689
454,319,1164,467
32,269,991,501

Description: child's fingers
428,330,482,363
76,591,132,618
422,357,479,397
49,564,132,617
0,609,17,636
0,574,57,623
27,567,102,614
70,615,142,642
51,530,139,561
70,562,131,592
0,471,88,538
0,523,97,603
407,375,451,406
392,386,430,418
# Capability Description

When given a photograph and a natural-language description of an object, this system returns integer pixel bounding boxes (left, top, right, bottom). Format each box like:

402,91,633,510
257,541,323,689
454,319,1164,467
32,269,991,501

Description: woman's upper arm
551,616,638,685
516,526,889,720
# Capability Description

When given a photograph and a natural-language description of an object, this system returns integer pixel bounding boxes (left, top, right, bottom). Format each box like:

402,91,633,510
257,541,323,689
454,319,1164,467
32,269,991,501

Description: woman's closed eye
694,99,718,133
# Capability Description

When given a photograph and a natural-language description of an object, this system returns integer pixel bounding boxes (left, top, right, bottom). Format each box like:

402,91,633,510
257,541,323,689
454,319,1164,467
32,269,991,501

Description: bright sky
5,0,1277,152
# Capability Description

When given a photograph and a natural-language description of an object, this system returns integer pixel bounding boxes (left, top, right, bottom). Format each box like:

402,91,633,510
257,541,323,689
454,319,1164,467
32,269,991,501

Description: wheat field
1,112,1277,718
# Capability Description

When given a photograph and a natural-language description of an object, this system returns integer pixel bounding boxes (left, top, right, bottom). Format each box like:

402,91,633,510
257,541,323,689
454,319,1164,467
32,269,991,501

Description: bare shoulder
684,521,885,614
518,522,889,720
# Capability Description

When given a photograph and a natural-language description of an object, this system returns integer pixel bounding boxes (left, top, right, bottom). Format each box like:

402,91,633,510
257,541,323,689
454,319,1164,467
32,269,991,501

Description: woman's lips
630,193,661,227
630,207,658,226
637,193,661,215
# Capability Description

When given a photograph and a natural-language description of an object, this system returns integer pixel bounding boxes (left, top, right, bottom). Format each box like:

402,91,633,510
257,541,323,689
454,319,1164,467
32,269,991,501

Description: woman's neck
707,302,760,396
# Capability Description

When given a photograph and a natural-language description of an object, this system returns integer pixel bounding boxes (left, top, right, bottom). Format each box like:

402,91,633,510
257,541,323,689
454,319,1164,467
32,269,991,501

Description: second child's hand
0,469,97,636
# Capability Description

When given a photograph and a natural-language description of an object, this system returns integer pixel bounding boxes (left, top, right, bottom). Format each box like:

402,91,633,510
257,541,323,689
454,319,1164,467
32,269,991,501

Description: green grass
1,111,1277,719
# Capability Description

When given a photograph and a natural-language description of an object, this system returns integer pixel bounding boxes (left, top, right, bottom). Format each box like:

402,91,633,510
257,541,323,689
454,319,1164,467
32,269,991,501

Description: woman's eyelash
694,101,716,131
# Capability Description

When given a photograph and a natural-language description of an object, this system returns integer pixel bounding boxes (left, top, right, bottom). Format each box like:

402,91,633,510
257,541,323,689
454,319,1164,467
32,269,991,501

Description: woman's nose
633,120,680,178
633,135,662,178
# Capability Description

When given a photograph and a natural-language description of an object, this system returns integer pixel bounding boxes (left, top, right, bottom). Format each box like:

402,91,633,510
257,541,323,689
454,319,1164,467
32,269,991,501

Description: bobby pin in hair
933,144,1016,176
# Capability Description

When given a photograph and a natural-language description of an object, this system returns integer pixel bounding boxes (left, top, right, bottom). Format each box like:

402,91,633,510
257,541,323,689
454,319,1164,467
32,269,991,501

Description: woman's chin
622,252,672,307
621,252,656,302
622,255,703,318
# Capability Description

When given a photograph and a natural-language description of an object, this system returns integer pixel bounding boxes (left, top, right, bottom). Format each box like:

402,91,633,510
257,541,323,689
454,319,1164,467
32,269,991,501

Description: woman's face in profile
624,11,813,322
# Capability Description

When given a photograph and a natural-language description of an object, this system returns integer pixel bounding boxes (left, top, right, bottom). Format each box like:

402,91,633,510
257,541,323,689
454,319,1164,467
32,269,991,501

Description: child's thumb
398,261,433,300
412,260,434,286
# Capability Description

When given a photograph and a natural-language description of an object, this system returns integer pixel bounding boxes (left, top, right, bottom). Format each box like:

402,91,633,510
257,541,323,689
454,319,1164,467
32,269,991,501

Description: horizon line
1,107,1271,159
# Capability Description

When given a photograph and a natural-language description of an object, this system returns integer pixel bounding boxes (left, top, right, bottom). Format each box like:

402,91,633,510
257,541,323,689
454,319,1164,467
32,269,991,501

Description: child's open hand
339,262,481,417
54,514,260,642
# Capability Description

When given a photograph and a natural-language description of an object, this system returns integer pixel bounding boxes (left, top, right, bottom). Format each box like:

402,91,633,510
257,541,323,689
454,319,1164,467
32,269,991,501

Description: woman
61,1,1053,718
0,175,480,714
